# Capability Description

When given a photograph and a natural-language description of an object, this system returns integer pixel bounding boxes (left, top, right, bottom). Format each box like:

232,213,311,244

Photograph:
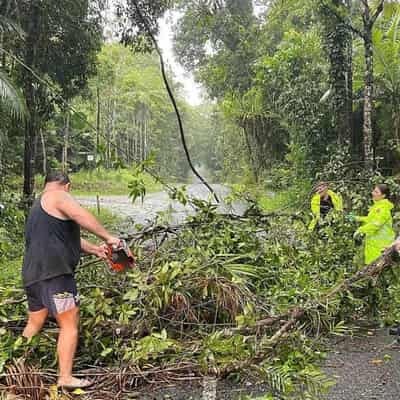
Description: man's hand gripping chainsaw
106,240,136,272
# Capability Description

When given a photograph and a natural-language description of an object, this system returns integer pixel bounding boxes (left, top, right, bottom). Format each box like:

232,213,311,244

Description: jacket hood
373,198,394,210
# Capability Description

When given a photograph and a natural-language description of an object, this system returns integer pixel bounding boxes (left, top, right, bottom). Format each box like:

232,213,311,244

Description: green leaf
72,388,86,395
123,289,139,302
100,348,113,357
0,70,27,120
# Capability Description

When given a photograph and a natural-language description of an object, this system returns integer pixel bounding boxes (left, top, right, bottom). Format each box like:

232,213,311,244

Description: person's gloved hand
345,212,356,222
391,239,400,262
389,325,400,336
392,248,400,263
353,231,363,246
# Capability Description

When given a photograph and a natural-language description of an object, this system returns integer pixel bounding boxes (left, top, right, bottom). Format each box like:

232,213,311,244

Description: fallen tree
1,204,399,399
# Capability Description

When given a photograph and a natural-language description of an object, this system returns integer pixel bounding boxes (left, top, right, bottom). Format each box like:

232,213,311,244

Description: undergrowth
2,169,400,399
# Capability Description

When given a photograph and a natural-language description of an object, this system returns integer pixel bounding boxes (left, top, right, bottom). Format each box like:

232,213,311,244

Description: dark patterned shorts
25,275,80,317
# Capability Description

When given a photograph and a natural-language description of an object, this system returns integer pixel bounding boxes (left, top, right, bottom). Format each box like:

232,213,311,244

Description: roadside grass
79,206,124,246
86,206,121,229
230,183,297,212
257,190,295,212
0,257,22,286
34,168,163,196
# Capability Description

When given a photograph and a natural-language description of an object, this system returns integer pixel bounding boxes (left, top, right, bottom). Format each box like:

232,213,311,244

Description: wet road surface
77,184,245,227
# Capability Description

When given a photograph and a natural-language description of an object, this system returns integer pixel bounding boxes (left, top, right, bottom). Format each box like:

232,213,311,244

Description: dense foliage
173,0,400,182
70,44,222,180
2,1,400,399
0,0,222,200
1,190,400,398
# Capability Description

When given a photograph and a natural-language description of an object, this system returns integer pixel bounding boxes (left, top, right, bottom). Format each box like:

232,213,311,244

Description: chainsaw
106,240,136,272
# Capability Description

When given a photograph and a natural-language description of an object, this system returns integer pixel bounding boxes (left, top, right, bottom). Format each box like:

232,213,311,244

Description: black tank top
22,197,81,287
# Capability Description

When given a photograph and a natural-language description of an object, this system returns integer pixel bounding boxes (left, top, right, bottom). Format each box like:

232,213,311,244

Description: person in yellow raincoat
309,182,343,231
354,184,395,264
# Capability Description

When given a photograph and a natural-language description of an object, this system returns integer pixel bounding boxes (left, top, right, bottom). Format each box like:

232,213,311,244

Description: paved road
323,326,400,400
77,184,246,228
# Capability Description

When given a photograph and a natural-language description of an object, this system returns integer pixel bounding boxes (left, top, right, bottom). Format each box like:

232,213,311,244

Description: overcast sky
157,4,267,107
104,2,267,107
158,11,204,107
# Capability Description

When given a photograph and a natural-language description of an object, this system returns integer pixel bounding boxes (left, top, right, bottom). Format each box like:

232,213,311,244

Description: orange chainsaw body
107,240,135,272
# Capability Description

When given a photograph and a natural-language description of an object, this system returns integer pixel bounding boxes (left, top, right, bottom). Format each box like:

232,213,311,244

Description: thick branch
231,246,399,341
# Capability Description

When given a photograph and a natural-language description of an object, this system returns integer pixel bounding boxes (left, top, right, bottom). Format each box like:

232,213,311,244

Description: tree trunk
320,0,353,146
62,111,70,172
0,130,4,172
125,132,129,164
243,123,258,182
361,0,384,169
105,99,111,168
40,129,47,175
141,120,145,161
135,121,139,162
344,0,353,148
96,86,100,166
394,107,400,147
363,29,374,167
144,119,148,160
111,99,116,165
22,0,41,209
139,121,141,162
133,125,137,162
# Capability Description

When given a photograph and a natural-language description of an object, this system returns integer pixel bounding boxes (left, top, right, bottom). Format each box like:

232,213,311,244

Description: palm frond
0,15,25,39
0,70,27,120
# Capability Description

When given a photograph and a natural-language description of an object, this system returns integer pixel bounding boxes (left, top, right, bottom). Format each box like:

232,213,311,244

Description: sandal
57,377,93,391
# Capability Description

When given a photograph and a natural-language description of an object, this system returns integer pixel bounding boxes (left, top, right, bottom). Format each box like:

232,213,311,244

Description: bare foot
57,376,93,390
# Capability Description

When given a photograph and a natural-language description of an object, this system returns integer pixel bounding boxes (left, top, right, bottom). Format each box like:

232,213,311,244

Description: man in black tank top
22,171,120,390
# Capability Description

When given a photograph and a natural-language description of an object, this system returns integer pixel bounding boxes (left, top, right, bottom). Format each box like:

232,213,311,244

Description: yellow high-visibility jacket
356,198,395,264
309,190,343,231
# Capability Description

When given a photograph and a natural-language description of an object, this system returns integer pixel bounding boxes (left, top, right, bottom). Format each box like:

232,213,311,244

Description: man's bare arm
81,238,99,254
57,193,119,245
81,238,108,259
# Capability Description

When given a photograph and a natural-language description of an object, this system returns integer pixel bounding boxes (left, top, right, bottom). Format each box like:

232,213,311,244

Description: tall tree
0,15,26,120
21,0,41,206
322,0,385,167
374,5,400,146
359,0,384,166
319,0,353,146
174,0,256,99
1,0,102,206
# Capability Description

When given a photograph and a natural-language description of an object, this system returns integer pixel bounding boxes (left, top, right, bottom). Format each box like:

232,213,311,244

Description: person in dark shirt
320,194,334,218
309,182,343,230
22,171,120,389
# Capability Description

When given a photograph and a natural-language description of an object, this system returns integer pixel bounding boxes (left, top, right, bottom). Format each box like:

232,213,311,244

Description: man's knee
56,306,80,330
23,308,48,337
26,308,48,327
